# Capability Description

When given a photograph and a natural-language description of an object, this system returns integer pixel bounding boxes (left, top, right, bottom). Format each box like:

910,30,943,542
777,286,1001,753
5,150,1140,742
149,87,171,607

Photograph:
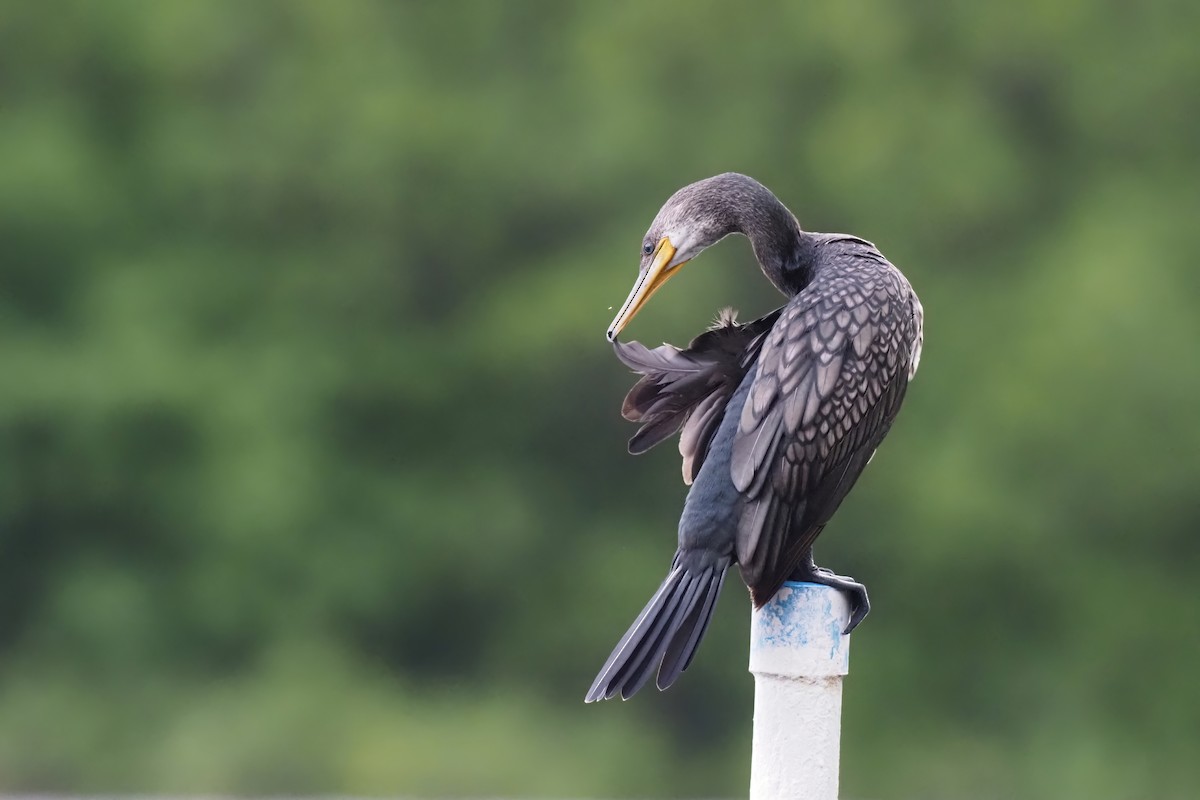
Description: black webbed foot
790,557,870,635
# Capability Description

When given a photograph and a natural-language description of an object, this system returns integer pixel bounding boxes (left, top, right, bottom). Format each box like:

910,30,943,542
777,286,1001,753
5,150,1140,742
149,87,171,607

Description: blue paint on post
827,599,844,661
749,581,851,678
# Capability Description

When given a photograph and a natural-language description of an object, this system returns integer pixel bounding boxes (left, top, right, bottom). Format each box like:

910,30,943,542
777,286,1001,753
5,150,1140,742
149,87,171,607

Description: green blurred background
1,1,1198,797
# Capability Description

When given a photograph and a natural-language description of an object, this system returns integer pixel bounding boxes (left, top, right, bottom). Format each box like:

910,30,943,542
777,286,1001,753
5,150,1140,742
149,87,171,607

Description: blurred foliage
0,1,1198,798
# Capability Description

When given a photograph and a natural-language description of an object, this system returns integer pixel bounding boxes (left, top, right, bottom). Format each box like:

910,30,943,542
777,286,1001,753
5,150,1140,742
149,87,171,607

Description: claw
789,553,870,635
842,586,870,634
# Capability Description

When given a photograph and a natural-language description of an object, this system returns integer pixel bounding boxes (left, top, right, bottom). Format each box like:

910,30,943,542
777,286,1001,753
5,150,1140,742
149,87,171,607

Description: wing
731,243,921,606
613,308,782,484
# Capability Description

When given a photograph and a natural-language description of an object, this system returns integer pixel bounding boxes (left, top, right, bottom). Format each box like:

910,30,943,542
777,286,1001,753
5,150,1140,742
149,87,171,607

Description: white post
749,581,852,800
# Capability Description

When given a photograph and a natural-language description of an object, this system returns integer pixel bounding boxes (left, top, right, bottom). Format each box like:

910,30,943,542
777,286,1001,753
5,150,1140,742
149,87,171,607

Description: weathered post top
749,581,852,800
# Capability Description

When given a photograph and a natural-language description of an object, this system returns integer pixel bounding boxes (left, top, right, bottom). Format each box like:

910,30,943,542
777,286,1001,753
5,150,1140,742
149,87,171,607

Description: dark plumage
586,174,923,702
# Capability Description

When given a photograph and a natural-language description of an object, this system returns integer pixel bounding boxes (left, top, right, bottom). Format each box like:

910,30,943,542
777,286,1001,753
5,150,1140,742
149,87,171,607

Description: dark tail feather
612,571,705,699
658,567,727,686
585,559,729,702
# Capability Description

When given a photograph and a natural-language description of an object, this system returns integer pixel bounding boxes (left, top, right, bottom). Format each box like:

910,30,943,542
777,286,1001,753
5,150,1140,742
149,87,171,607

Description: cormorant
586,173,923,702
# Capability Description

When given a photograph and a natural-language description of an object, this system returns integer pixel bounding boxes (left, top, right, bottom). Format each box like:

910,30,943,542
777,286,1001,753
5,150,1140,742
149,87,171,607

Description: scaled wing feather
732,238,922,606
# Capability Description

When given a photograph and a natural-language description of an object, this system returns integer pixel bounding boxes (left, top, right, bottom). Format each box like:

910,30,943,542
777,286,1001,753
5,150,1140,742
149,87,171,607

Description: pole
748,581,852,800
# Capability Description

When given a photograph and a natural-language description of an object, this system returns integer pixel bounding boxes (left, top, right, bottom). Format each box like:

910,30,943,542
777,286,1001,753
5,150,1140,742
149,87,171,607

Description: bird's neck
733,195,814,297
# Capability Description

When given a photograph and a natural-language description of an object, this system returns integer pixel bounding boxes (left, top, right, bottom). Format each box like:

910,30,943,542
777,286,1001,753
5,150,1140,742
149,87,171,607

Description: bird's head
606,174,752,341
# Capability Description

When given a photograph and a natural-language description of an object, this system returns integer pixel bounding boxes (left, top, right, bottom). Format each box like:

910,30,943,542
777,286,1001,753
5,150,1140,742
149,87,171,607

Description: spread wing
613,308,782,484
731,248,920,606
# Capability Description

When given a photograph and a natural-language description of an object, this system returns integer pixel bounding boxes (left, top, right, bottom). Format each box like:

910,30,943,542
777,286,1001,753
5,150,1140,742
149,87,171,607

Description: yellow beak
606,238,687,341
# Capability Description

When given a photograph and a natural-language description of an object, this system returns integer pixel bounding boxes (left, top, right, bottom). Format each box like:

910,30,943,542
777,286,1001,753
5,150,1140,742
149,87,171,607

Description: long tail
585,556,729,702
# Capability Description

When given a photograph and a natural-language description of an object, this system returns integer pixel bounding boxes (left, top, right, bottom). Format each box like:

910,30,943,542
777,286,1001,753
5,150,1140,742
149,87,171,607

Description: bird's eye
642,242,655,256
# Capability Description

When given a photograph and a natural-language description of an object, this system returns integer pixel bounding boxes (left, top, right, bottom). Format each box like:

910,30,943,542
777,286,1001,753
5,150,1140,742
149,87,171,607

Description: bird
585,173,923,703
